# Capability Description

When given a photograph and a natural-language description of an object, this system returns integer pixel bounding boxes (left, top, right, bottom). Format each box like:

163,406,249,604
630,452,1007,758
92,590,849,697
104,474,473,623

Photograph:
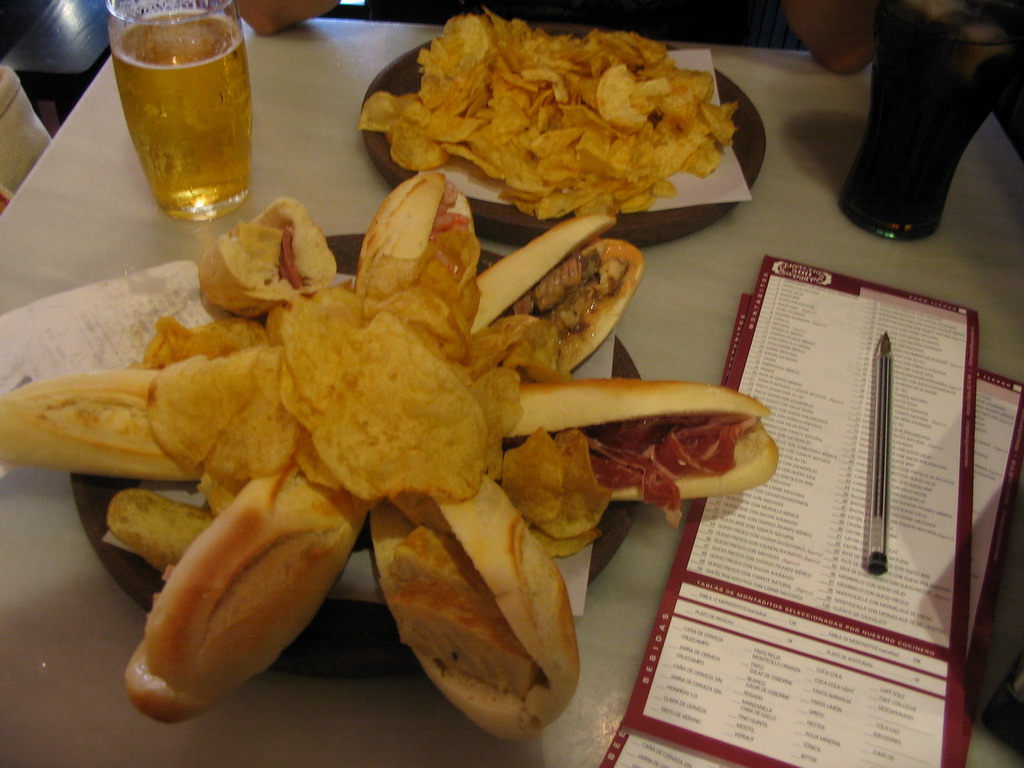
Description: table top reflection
0,0,109,74
0,17,1021,768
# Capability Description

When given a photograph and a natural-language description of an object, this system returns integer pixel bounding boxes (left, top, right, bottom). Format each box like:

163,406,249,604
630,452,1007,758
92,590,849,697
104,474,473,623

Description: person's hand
781,0,878,74
236,0,340,34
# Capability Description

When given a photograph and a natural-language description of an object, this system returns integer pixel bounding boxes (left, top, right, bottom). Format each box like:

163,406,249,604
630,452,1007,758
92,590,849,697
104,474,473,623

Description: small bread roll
199,198,336,317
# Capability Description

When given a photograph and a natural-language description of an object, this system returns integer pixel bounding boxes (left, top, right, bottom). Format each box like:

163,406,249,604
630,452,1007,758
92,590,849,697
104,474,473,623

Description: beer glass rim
106,0,235,24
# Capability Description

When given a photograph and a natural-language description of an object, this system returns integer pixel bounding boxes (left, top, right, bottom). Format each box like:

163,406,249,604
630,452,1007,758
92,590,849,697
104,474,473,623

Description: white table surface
0,18,1022,768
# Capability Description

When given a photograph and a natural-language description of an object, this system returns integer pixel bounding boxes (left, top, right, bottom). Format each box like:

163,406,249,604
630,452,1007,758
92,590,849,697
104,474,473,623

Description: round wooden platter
73,234,641,678
360,39,766,247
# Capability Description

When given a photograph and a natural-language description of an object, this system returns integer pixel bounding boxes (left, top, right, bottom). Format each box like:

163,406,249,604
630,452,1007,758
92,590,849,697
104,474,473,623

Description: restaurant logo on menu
771,260,833,286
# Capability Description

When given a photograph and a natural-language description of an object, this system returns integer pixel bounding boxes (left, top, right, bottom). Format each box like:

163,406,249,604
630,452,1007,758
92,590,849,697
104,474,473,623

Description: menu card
601,256,1017,768
964,371,1024,714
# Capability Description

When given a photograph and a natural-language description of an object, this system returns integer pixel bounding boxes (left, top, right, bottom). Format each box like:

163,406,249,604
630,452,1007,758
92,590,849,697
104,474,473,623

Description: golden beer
110,9,251,220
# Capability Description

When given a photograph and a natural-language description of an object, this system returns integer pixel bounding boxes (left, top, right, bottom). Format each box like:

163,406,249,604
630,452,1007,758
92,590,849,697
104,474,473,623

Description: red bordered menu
604,256,992,768
964,371,1024,714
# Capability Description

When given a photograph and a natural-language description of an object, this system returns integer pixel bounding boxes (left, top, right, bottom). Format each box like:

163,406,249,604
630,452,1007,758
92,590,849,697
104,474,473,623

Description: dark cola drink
840,0,1024,239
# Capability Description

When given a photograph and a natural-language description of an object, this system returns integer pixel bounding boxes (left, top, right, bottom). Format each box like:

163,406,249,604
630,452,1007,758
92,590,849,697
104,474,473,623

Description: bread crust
356,172,474,301
472,213,616,332
511,378,778,507
370,478,579,740
512,379,771,434
126,469,365,722
199,197,336,317
0,369,196,480
473,216,643,371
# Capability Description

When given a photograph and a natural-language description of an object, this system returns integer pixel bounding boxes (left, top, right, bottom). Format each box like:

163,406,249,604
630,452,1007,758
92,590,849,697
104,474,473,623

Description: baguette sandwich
473,213,644,372
199,197,337,317
126,468,366,722
370,477,579,740
0,369,196,481
356,171,474,303
509,379,778,526
357,175,643,374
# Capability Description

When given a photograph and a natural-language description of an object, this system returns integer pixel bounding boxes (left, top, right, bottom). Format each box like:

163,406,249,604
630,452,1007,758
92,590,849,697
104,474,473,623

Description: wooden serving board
361,41,766,247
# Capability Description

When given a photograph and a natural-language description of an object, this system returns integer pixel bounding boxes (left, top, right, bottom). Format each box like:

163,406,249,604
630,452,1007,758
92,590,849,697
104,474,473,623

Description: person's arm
781,0,878,74
236,0,340,34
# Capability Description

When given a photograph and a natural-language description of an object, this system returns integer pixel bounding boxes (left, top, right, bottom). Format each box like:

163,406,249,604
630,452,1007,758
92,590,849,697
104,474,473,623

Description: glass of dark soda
839,0,1024,239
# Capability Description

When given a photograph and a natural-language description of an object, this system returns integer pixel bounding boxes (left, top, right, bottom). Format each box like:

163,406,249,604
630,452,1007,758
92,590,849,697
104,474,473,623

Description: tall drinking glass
107,0,252,221
839,0,1024,239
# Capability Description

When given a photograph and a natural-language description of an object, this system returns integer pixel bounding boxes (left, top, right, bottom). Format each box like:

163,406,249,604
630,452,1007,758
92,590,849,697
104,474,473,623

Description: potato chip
703,100,739,145
501,428,610,550
368,287,472,363
596,64,649,132
467,314,566,382
501,430,565,528
411,229,481,333
425,113,486,144
417,12,493,78
470,366,523,478
148,346,301,482
358,91,407,133
358,10,738,220
270,287,364,424
280,311,487,502
141,316,269,369
361,229,481,364
390,125,449,171
529,525,601,559
292,430,342,490
198,471,246,515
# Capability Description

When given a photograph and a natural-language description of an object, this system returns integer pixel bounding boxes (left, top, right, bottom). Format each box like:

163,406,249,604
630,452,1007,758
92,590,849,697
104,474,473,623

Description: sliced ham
430,181,471,239
426,181,473,278
586,414,758,513
277,225,303,289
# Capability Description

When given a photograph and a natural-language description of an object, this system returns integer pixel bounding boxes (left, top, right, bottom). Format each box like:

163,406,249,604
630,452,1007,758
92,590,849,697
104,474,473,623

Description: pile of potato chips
359,11,738,220
114,215,612,564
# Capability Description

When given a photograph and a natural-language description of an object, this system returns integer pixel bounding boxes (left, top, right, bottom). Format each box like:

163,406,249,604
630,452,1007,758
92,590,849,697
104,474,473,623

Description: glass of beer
839,0,1024,239
107,0,252,221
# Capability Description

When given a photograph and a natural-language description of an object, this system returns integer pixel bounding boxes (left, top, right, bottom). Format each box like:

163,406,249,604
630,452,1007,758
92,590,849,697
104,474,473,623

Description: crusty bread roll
512,378,771,433
199,198,336,317
356,172,474,302
107,488,214,573
126,468,366,722
510,378,778,523
371,477,579,740
0,369,196,480
473,214,644,371
473,213,615,332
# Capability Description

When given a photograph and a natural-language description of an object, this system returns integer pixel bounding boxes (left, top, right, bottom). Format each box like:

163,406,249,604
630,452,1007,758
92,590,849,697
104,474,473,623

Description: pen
867,332,893,576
